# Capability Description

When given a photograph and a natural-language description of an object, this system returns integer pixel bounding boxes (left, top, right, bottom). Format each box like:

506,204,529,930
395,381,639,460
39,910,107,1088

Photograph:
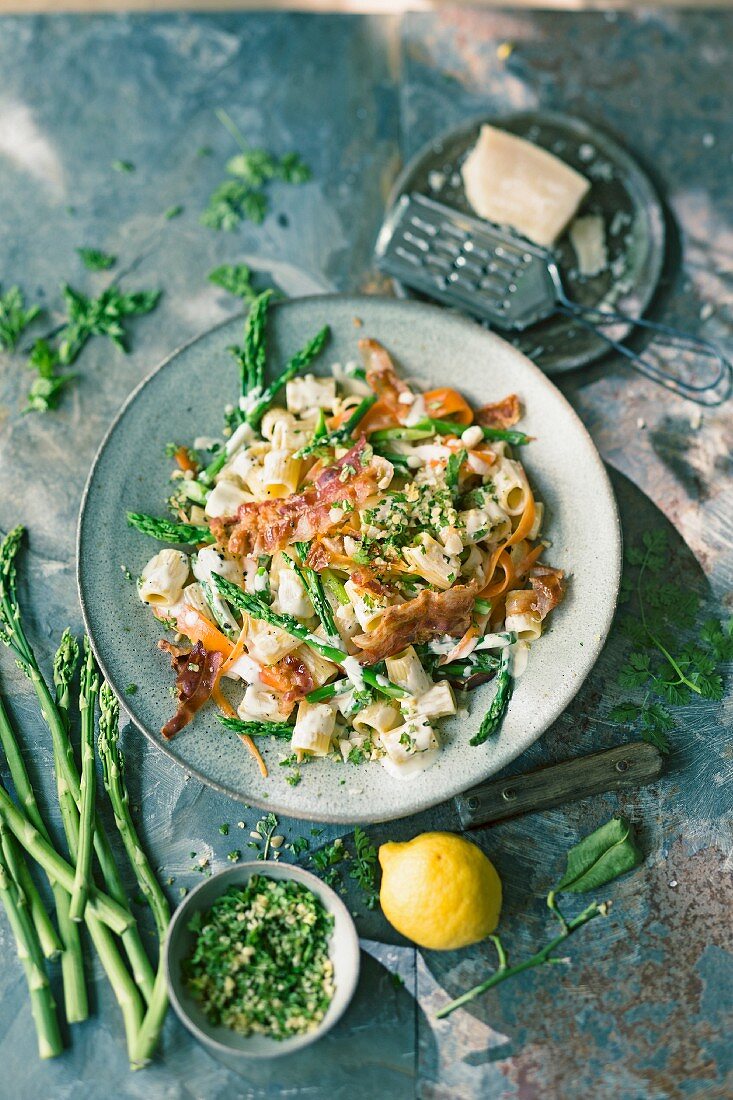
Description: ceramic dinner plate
78,295,621,824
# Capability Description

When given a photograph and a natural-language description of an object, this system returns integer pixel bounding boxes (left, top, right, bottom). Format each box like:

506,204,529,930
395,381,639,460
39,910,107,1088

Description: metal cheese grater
376,193,731,406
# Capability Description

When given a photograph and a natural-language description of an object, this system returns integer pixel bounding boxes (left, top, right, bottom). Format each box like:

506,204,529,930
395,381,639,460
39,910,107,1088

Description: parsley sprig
208,263,265,302
610,530,731,751
201,110,310,231
0,286,40,351
26,282,161,413
76,248,117,272
349,826,379,910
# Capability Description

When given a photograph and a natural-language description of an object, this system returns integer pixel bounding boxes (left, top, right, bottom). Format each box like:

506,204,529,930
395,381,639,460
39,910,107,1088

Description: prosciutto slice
504,565,566,622
218,437,377,556
353,582,477,665
158,639,223,740
359,338,410,409
475,394,521,429
529,564,565,620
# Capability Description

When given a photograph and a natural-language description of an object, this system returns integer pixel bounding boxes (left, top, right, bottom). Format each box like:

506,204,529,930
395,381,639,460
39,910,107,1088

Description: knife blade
306,741,663,943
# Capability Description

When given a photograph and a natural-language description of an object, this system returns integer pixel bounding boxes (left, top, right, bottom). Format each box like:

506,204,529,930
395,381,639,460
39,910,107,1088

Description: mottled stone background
0,10,731,1100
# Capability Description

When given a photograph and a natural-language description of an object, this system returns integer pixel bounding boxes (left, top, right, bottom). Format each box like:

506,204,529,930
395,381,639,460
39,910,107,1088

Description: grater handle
555,298,732,407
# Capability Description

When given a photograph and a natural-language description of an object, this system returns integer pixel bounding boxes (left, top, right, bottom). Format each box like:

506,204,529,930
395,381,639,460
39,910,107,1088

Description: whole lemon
379,832,502,950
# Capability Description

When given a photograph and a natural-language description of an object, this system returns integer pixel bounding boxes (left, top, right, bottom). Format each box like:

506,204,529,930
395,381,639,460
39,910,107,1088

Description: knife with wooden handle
312,741,663,943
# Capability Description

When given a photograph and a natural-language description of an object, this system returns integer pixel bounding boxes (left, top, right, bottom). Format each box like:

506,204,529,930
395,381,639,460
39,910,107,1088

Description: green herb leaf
111,159,135,173
208,263,259,301
201,110,311,231
0,286,40,351
76,248,116,271
556,816,643,894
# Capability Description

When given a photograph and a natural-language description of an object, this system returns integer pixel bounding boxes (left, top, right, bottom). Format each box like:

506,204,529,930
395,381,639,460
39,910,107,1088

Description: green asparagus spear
370,417,531,446
246,325,330,428
295,393,377,458
69,640,99,922
469,646,513,745
240,289,272,394
288,544,339,641
127,513,215,545
0,688,91,1021
0,782,133,936
98,683,170,1068
218,716,294,739
0,820,63,1059
0,531,155,999
53,638,144,1059
212,574,407,699
0,696,62,960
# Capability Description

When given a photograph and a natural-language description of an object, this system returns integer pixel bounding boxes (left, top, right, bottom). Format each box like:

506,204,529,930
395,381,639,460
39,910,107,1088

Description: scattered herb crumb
164,204,183,220
219,823,230,836
112,159,135,173
125,683,138,695
227,849,241,863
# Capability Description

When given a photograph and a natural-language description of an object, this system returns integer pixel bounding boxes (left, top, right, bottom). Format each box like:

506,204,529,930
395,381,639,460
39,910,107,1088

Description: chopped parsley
184,876,335,1040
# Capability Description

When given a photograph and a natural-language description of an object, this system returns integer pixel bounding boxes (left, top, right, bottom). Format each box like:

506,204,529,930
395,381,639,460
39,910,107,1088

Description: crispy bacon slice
349,567,392,599
475,394,521,429
529,564,565,620
218,437,377,556
353,582,477,665
358,338,412,432
305,540,330,571
158,639,224,740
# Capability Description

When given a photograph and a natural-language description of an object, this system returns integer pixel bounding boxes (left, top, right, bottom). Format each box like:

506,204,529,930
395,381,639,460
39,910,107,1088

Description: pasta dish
128,295,565,782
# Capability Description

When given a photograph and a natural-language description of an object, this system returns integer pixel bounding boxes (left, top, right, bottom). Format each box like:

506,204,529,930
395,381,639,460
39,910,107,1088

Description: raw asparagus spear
0,820,63,1059
0,529,155,1000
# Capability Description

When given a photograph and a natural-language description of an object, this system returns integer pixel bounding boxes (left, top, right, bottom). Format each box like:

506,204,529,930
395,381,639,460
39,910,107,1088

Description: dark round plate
387,111,666,375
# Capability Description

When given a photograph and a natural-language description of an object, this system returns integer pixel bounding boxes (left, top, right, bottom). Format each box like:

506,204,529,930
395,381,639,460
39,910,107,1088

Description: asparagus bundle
0,526,170,1067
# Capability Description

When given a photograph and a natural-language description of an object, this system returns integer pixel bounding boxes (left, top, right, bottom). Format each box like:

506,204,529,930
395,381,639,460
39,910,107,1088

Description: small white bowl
164,861,361,1060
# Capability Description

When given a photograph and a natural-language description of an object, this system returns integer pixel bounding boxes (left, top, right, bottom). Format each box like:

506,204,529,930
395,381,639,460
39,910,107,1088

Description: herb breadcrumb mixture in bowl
184,876,335,1039
164,862,360,1059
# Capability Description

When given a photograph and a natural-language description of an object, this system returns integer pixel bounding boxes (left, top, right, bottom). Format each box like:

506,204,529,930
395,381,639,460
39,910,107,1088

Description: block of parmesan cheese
461,125,590,246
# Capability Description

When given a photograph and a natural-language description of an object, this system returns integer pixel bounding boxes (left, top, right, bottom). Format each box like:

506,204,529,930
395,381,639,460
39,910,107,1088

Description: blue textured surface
0,10,731,1099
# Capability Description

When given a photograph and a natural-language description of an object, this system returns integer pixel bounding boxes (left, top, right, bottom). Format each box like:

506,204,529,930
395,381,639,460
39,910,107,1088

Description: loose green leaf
556,816,643,894
201,110,311,231
208,264,258,301
25,372,76,414
76,248,116,271
164,204,183,220
0,286,40,351
111,159,135,174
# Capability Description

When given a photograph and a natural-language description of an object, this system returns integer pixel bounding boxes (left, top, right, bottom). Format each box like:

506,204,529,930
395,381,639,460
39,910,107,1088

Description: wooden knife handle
454,742,663,831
